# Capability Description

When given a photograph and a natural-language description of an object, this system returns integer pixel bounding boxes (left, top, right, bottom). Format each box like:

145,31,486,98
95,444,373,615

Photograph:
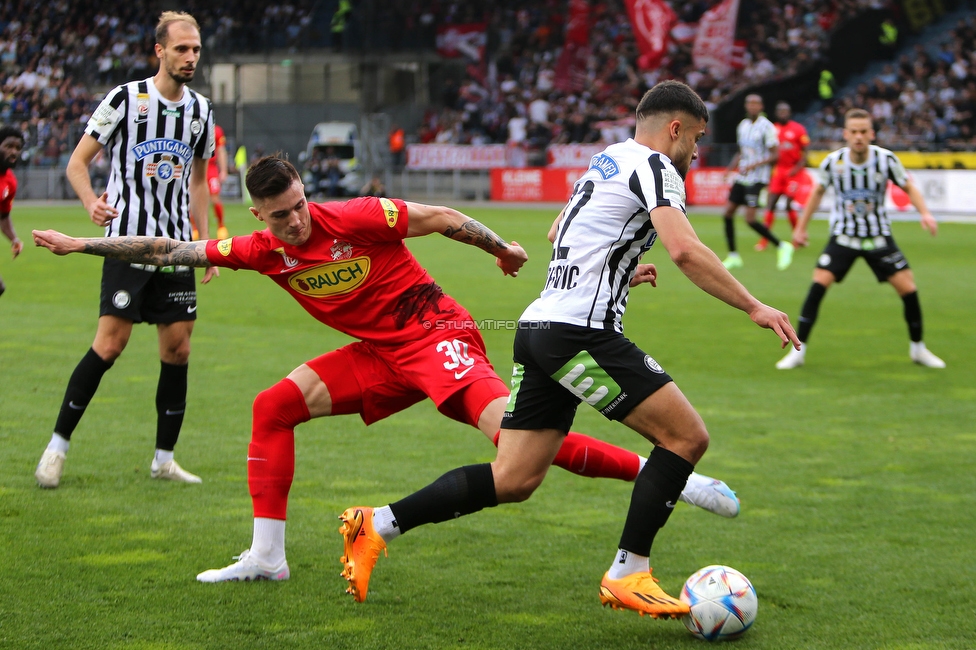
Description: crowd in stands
0,0,318,168
809,14,976,151
1,0,973,171
414,0,890,156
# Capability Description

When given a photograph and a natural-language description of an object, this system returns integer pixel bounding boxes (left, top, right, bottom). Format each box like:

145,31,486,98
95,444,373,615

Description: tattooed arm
32,230,212,268
404,202,527,276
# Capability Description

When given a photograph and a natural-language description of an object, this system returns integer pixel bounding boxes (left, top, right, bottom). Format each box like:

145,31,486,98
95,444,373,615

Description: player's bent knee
492,467,546,503
252,379,311,437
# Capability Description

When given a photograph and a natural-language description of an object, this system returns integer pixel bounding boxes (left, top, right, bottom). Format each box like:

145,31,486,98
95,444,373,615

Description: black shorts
728,182,766,208
816,235,910,283
99,258,197,323
502,322,673,432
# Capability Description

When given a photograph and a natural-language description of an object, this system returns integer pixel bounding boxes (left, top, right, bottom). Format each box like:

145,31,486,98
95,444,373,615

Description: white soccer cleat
722,253,743,270
679,472,740,518
776,347,805,369
196,549,290,583
35,449,66,489
150,458,202,483
910,345,946,368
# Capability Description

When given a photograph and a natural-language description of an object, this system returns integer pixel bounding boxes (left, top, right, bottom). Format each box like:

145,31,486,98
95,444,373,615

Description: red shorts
768,168,800,196
207,173,222,196
306,328,509,427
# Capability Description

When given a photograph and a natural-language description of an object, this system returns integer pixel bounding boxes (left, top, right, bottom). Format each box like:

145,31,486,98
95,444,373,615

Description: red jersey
207,125,226,174
0,168,17,213
775,120,810,171
205,197,473,345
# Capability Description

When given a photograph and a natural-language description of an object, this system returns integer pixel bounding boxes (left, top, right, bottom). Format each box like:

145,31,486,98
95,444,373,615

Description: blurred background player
721,94,793,271
777,108,944,370
0,125,24,299
34,11,216,489
756,102,810,252
199,123,229,239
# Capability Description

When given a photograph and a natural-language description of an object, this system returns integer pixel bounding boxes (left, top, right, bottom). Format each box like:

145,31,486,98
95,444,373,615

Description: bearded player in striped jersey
776,108,944,370
35,12,217,489
333,81,798,618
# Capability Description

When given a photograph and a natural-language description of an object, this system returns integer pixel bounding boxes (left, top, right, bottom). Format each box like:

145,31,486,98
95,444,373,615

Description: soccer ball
679,565,757,641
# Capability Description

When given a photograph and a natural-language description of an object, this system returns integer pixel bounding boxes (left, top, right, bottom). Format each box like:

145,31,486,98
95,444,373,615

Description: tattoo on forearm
82,237,210,267
443,219,508,254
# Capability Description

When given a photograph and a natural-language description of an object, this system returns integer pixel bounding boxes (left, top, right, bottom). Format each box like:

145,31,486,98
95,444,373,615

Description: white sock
607,548,649,580
251,517,286,567
47,433,70,454
154,449,174,466
910,341,925,356
795,342,807,355
372,505,401,543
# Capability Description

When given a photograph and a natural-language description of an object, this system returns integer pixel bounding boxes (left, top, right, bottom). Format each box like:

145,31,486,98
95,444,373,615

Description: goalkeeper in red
33,155,739,584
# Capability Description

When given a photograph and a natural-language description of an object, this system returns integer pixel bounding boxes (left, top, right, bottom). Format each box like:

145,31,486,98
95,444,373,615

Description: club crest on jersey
330,240,354,260
287,257,370,297
589,153,620,179
273,247,299,268
190,119,202,135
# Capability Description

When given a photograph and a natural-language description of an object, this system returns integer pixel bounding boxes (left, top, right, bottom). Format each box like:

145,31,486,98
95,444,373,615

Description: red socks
214,203,225,227
492,430,640,481
248,379,310,520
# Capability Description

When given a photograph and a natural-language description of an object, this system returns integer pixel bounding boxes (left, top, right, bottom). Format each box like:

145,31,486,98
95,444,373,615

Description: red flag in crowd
625,0,676,71
692,0,741,76
566,0,590,46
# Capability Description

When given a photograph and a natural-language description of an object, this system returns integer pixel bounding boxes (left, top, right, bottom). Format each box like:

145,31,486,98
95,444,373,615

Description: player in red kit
205,124,229,239
33,155,740,585
756,102,810,251
0,125,24,298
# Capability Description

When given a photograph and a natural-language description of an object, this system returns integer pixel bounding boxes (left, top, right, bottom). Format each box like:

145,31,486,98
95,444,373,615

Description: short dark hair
245,154,302,200
0,125,24,145
636,81,709,123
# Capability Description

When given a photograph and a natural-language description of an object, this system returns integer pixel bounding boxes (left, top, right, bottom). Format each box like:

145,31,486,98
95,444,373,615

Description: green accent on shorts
505,363,525,412
552,351,621,411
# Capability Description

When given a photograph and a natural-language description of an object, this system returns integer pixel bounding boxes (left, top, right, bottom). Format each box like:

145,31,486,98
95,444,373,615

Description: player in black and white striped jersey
721,94,794,271
776,108,944,370
347,82,799,619
35,11,218,489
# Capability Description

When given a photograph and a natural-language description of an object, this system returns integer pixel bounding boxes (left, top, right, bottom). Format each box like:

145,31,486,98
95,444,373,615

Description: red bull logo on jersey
287,256,370,296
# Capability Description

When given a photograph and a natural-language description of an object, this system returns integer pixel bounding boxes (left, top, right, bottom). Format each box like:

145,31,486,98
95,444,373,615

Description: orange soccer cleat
599,569,690,619
338,506,387,602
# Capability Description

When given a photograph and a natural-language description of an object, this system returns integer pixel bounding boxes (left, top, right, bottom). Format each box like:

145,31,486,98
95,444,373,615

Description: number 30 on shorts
437,339,475,376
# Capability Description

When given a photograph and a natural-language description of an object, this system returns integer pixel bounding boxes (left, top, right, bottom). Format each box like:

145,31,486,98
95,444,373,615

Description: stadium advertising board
406,144,508,170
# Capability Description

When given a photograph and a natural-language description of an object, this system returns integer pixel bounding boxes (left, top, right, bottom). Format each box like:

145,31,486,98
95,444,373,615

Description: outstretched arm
651,206,800,349
404,202,527,276
33,230,212,268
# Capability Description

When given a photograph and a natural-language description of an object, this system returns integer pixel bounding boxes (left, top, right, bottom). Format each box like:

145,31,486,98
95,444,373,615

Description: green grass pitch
1,203,974,649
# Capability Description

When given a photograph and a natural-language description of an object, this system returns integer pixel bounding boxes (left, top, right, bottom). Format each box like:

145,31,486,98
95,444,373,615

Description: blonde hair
844,108,872,125
156,11,200,46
